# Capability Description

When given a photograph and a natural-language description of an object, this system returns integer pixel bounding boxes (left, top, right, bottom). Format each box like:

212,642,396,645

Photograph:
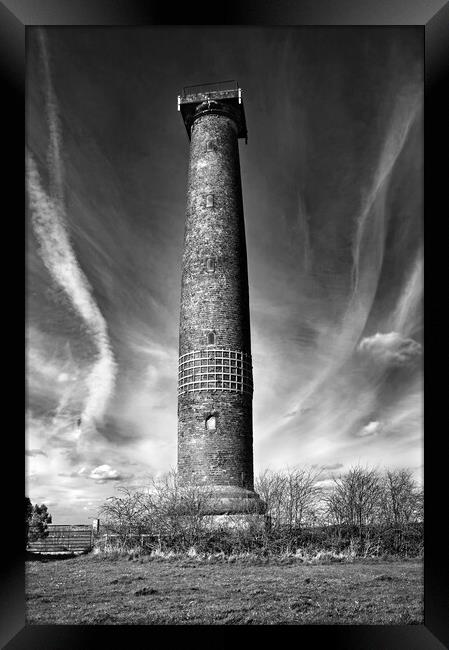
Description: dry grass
25,554,423,625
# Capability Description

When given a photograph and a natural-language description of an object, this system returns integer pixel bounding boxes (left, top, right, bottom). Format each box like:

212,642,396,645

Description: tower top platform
178,80,247,142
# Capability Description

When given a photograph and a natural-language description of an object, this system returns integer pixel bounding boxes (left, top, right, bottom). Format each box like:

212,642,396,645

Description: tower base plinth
199,485,266,516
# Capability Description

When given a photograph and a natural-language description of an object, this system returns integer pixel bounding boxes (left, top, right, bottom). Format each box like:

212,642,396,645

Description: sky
26,27,423,524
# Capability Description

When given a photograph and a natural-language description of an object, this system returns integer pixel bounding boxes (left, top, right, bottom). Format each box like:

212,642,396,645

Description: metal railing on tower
181,80,239,98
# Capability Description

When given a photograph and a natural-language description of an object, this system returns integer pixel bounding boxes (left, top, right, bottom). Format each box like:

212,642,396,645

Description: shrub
96,466,423,559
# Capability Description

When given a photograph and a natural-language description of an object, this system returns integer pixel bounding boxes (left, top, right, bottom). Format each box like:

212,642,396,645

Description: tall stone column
177,83,265,515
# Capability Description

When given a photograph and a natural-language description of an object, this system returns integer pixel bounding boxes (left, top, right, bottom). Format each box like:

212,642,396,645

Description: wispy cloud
37,29,65,206
383,386,422,438
349,88,421,311
26,29,117,448
296,191,313,274
282,85,422,420
392,246,423,338
342,86,422,346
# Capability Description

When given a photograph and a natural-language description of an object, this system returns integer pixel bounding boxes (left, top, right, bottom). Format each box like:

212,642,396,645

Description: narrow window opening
206,194,214,208
207,331,215,345
206,415,216,431
206,140,214,152
206,257,216,273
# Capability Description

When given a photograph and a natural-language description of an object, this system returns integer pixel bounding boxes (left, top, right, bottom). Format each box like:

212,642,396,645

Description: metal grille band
178,348,253,396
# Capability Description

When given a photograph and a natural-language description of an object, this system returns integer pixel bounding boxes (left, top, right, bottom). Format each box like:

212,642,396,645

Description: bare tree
282,466,322,531
379,469,423,527
99,470,218,548
99,486,147,542
326,465,382,545
255,466,322,530
254,469,287,529
98,464,422,557
144,470,216,544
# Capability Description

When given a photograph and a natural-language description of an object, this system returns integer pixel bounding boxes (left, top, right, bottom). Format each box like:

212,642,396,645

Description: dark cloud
290,322,319,348
95,415,144,446
26,449,47,457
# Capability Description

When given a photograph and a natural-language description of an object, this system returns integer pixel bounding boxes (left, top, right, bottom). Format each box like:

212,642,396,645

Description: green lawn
25,555,423,625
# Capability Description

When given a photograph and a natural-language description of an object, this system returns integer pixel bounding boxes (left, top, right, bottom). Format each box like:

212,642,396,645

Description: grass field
26,555,423,625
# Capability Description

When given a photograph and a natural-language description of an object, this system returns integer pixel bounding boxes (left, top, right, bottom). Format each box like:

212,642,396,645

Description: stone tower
177,81,265,516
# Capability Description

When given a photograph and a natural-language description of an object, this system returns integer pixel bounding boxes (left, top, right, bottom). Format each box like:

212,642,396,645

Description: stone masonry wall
178,392,254,489
178,107,254,491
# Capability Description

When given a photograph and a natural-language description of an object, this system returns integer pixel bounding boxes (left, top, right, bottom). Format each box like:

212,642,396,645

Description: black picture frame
5,0,448,647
